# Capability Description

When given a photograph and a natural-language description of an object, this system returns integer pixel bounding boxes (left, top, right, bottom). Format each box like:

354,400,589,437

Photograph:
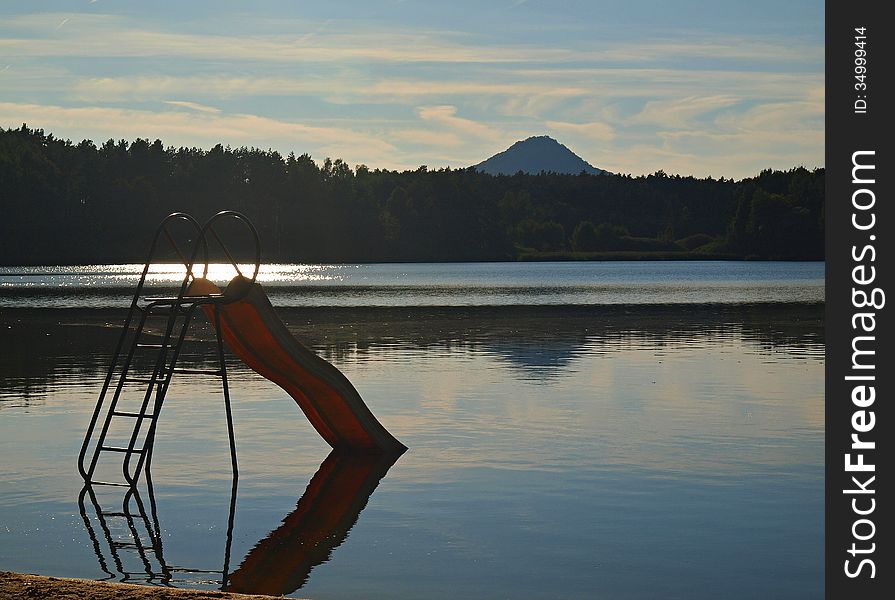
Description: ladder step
124,377,167,385
112,411,156,419
100,446,146,454
99,511,131,518
89,481,132,488
135,343,173,349
168,367,223,376
144,295,208,304
146,305,189,314
112,541,146,550
168,567,224,574
137,303,188,314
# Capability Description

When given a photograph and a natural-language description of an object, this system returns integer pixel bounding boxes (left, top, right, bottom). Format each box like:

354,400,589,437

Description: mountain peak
474,136,605,176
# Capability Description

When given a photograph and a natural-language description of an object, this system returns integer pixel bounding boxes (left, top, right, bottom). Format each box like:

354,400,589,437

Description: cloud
715,99,823,133
388,128,465,149
69,74,593,119
72,75,354,102
512,68,822,102
2,15,564,65
368,79,588,99
598,124,823,179
0,101,397,167
163,100,221,114
417,105,501,142
628,95,742,128
0,8,823,178
2,12,821,67
545,120,615,142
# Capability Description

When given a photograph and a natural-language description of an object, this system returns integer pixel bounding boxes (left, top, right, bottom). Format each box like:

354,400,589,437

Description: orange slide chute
188,276,406,452
225,450,401,595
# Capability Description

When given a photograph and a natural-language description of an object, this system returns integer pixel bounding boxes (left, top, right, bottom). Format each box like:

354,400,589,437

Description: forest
0,125,824,265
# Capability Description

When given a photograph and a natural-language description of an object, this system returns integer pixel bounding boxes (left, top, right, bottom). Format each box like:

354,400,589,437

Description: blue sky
0,0,823,178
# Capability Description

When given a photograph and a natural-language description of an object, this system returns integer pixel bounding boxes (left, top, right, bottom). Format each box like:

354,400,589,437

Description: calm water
0,261,824,308
0,262,824,599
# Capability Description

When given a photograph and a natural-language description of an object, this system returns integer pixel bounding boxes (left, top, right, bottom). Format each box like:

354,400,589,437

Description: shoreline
0,572,290,599
0,257,826,268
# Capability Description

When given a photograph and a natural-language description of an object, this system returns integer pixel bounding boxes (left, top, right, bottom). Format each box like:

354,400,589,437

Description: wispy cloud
715,99,823,133
417,105,501,142
2,13,821,66
628,95,742,129
163,100,221,114
545,120,615,142
0,5,823,177
0,102,398,167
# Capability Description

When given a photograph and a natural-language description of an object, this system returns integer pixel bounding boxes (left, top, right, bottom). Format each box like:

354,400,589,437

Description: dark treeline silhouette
0,125,824,265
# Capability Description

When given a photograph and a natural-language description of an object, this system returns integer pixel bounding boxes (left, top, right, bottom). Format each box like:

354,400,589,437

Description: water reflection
77,449,403,594
0,300,824,599
226,450,403,595
78,480,187,585
0,305,823,404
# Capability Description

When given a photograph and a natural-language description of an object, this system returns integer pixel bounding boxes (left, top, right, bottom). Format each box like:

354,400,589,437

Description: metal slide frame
77,211,261,488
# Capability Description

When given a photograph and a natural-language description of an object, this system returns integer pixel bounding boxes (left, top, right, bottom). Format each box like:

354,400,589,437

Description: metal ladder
78,473,239,587
78,211,259,489
78,481,173,584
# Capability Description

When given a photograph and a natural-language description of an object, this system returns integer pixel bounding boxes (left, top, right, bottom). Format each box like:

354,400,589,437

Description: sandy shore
0,572,293,600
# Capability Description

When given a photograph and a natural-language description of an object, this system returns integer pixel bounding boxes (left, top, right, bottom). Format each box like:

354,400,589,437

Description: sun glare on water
142,263,347,285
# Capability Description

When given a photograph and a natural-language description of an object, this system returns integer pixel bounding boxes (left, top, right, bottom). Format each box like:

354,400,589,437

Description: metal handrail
188,210,262,301
78,213,205,480
78,210,262,485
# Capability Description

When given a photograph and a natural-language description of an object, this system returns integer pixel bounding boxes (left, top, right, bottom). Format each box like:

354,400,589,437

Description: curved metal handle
188,211,262,301
78,212,205,481
139,212,207,297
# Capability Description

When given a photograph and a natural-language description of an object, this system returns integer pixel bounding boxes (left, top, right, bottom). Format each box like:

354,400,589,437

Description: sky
0,0,824,178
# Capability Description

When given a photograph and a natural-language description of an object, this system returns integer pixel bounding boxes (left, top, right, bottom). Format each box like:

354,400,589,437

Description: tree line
0,124,824,265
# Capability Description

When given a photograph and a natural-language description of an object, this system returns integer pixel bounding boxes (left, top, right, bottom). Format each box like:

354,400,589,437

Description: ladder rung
168,567,224,574
113,542,146,550
135,343,172,349
112,411,156,419
124,377,167,385
89,481,132,488
145,294,215,303
100,446,146,454
99,511,131,518
168,367,223,376
146,304,189,313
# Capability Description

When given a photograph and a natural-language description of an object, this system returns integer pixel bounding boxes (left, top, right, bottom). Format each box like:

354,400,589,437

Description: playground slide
225,449,401,595
187,276,406,452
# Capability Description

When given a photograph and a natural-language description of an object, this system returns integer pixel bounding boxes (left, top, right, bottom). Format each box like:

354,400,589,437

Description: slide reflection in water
226,449,404,595
77,449,404,594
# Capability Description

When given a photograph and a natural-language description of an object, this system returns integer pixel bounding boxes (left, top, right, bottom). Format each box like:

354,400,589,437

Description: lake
0,261,824,599
0,261,823,308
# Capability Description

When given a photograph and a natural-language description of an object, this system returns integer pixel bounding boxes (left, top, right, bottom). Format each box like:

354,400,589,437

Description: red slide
225,450,401,595
188,276,406,452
